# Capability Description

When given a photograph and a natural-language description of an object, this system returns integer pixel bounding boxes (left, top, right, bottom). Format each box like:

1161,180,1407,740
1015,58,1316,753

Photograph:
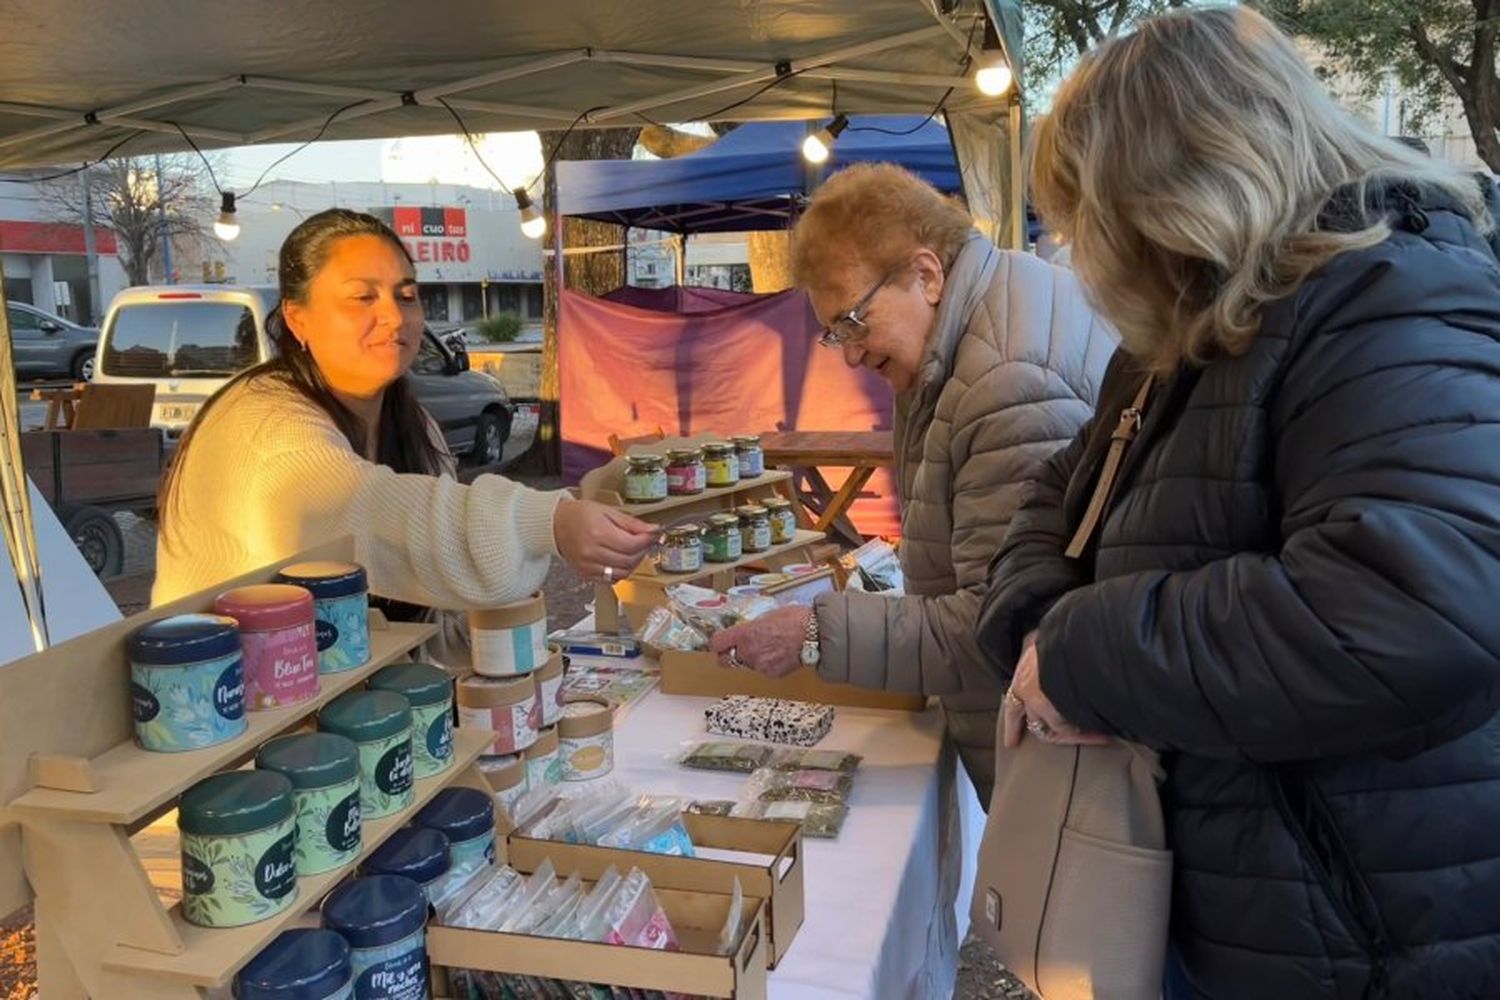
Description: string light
975,48,1013,97
513,188,546,239
213,191,240,241
801,114,849,165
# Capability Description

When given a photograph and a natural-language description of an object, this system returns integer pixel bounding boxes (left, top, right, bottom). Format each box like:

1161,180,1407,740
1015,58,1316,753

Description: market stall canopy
557,116,961,233
0,0,1013,171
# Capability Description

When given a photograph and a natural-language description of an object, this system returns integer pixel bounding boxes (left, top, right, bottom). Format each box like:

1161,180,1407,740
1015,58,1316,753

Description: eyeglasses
818,270,895,347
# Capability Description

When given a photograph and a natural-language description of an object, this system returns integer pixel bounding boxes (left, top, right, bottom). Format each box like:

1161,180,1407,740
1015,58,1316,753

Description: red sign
0,220,119,255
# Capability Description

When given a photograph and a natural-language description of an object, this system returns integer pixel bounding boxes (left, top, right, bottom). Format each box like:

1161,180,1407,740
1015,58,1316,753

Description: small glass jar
660,525,704,573
623,454,669,503
666,448,706,496
702,442,741,488
736,504,772,553
704,513,744,563
732,435,765,478
764,496,797,544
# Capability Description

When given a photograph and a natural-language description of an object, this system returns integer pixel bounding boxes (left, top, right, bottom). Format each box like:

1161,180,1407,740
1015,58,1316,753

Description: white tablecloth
611,686,987,1000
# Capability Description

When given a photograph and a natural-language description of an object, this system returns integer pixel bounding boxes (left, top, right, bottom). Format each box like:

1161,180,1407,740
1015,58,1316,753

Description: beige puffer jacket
813,238,1114,803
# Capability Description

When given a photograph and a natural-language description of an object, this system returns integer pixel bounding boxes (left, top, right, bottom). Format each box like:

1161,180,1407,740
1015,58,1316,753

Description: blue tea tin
322,875,430,1000
414,788,495,896
128,614,247,753
360,827,451,904
234,928,354,999
277,562,370,674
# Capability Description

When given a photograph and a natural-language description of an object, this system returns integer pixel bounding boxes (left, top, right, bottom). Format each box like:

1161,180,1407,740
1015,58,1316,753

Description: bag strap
1065,374,1155,560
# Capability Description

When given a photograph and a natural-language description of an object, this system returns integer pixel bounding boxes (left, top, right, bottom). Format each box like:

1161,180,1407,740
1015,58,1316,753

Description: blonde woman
979,8,1500,998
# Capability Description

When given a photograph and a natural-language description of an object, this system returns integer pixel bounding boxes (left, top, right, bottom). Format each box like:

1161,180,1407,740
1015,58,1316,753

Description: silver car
5,301,98,380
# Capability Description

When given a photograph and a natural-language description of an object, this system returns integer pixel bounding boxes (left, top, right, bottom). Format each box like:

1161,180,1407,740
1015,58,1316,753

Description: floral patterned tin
128,614,247,753
277,562,370,674
318,691,414,820
366,663,454,779
214,584,320,710
178,770,298,928
256,732,363,877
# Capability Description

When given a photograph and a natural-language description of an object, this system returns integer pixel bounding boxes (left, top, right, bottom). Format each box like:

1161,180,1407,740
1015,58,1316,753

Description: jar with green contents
256,732,363,877
659,524,704,573
704,513,744,563
764,496,797,544
666,448,706,496
623,454,668,503
702,442,740,488
318,691,414,820
178,770,298,928
366,663,454,779
736,504,772,553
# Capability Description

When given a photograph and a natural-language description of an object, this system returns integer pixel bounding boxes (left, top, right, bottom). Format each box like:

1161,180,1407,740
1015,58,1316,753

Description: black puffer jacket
979,184,1500,999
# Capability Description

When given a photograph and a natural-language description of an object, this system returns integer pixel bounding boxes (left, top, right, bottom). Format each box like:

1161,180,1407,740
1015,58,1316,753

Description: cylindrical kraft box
214,584,320,710
557,698,614,782
522,724,562,790
255,732,363,877
477,754,528,822
457,674,539,755
366,662,455,779
468,593,548,676
317,691,415,820
178,770,298,928
534,651,565,728
277,561,371,674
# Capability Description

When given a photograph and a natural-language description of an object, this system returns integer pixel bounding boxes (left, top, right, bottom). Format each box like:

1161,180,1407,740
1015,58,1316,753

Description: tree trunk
746,230,793,293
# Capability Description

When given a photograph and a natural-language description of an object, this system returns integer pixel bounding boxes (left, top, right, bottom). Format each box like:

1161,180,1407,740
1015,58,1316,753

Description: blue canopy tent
556,115,964,234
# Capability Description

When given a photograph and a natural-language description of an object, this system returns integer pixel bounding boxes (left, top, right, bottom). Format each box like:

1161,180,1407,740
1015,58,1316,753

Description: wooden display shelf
11,619,438,827
588,470,791,518
103,727,493,989
632,530,825,584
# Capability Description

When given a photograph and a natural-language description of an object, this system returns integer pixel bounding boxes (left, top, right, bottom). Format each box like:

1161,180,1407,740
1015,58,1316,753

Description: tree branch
1410,16,1474,101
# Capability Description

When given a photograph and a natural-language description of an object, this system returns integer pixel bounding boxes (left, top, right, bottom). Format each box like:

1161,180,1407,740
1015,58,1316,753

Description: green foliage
476,312,523,344
1023,0,1190,101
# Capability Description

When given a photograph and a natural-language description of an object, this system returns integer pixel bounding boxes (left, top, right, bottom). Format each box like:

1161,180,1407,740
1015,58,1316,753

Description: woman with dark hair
154,209,656,608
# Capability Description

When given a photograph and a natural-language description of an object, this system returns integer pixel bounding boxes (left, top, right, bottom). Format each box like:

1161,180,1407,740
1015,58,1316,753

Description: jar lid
179,770,294,836
557,698,612,739
322,875,428,949
735,504,768,517
234,928,352,1000
523,725,559,757
361,826,450,886
702,442,735,455
256,732,360,790
214,584,315,633
665,525,703,540
367,662,453,708
128,614,240,666
626,453,665,466
707,513,741,528
318,690,413,743
458,674,536,709
763,497,792,510
731,434,762,447
277,561,368,600
666,448,703,461
415,787,495,843
477,754,526,792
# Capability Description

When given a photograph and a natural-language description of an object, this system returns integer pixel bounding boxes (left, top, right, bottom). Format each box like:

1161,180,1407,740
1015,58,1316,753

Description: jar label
326,789,363,854
375,741,414,797
181,852,215,895
624,469,668,501
705,456,738,486
562,732,614,781
212,661,246,721
426,710,454,762
316,619,339,652
538,673,564,727
131,682,160,723
459,702,537,755
254,831,298,899
354,945,427,1000
242,621,319,710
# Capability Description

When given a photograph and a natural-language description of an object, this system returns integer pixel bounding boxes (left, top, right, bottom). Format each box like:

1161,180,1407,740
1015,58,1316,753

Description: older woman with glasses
709,163,1115,802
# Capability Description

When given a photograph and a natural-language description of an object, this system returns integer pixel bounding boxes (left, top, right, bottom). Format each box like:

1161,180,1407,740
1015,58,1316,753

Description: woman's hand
552,499,659,582
1002,631,1112,748
709,606,812,678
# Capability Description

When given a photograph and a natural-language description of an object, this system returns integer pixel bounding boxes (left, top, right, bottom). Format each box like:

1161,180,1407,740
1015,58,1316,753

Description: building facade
0,178,128,326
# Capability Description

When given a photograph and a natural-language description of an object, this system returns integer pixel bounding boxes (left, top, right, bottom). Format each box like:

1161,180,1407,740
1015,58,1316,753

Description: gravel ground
0,471,1027,1000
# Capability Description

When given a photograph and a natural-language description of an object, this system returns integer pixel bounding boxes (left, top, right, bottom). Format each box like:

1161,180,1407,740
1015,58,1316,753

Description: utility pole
80,168,101,324
154,154,174,284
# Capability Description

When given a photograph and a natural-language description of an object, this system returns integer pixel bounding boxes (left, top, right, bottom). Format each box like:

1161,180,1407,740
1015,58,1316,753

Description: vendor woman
154,208,657,609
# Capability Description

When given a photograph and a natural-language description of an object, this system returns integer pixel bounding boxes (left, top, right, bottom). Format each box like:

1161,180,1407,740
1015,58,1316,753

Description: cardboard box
660,650,927,712
429,882,769,999
507,812,805,968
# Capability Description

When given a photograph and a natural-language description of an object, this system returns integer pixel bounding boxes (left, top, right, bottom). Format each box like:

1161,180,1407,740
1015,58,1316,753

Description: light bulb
513,187,546,239
975,55,1013,97
214,191,239,241
802,114,849,164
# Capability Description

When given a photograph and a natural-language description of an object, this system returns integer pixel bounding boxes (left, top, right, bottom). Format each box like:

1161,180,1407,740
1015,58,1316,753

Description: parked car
5,301,98,380
92,285,514,465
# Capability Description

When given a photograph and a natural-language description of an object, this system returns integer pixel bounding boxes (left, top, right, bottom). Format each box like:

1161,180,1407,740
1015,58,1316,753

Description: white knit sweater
152,376,567,608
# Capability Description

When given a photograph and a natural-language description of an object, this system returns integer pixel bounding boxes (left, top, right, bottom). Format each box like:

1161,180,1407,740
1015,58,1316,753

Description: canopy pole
676,234,687,287
0,258,51,652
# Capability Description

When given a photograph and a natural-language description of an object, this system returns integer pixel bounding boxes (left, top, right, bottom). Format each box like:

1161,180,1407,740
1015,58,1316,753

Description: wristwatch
800,610,821,667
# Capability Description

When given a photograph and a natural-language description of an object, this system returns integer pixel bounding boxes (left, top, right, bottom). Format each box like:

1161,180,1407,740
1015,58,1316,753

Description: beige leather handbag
970,373,1173,1000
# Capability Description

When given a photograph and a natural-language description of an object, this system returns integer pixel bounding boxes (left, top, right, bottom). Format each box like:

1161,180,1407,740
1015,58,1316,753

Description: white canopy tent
0,0,1025,652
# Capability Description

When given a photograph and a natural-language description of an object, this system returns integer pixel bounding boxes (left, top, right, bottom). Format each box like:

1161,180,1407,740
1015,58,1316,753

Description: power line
240,101,367,199
0,131,142,183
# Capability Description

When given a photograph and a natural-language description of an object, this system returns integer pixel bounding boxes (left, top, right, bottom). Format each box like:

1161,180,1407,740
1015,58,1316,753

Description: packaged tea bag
676,740,774,773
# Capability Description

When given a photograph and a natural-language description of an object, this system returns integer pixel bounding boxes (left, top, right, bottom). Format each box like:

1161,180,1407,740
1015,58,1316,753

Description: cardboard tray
429,881,769,999
506,812,804,968
660,650,927,712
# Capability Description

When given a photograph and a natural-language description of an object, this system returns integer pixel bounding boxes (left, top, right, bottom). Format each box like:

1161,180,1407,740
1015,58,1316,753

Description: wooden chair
607,426,667,456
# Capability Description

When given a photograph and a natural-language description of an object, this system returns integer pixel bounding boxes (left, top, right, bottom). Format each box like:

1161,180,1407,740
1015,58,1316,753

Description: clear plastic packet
432,854,505,918
744,766,854,805
639,606,707,653
513,786,565,833
768,747,863,774
535,877,589,939
675,739,775,773
665,584,777,636
686,799,737,817
717,878,744,956
732,798,849,839
448,864,527,928
505,870,582,934
599,799,695,857
577,794,646,846
491,859,559,932
603,868,680,951
576,866,626,942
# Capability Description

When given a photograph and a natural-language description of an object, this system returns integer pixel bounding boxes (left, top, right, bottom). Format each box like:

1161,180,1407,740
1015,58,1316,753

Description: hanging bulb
213,191,240,241
514,188,546,239
802,114,849,164
975,50,1014,97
